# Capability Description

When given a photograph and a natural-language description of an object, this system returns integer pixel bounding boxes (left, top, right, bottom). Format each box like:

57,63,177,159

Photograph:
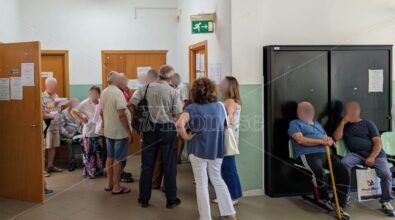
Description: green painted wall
69,84,102,101
69,83,264,191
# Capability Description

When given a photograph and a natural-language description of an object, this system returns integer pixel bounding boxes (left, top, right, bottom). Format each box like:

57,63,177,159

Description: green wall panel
69,83,264,191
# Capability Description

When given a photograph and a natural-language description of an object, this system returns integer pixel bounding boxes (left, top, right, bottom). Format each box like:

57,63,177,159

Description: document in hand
55,98,69,106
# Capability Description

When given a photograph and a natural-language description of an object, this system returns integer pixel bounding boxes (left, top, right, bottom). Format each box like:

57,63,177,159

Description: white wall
232,0,395,85
9,0,179,84
0,0,20,42
176,0,232,83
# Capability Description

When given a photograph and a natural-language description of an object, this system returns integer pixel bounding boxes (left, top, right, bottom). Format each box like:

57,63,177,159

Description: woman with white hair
42,77,64,175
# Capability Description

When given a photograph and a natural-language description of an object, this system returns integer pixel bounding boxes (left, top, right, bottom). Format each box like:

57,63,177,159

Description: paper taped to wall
137,67,151,77
368,69,384,93
21,63,35,86
10,77,23,100
208,63,222,84
0,78,10,101
128,79,141,90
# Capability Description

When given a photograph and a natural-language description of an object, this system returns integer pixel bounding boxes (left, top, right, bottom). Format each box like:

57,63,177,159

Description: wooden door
189,41,208,85
0,42,44,203
41,50,69,98
102,50,167,155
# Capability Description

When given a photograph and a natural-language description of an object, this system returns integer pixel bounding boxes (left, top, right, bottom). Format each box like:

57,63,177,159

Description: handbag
356,168,382,202
132,84,152,133
219,102,240,156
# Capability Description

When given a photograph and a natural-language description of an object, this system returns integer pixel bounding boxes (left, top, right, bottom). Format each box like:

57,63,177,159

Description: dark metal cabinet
264,45,392,197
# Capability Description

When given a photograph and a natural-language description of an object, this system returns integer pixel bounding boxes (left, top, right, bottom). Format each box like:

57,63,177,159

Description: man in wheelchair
333,101,394,217
288,101,350,220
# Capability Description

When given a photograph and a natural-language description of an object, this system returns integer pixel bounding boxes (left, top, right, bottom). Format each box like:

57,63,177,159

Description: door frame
41,50,70,98
101,50,168,88
189,40,208,85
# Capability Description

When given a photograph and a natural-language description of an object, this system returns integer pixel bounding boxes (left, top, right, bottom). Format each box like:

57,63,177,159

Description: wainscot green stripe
237,84,263,191
69,83,265,191
69,84,102,101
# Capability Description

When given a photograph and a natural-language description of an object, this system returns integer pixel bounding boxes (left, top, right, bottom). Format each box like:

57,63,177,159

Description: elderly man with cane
288,101,350,220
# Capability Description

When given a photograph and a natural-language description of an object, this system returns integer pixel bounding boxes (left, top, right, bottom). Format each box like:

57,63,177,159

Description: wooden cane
325,144,342,220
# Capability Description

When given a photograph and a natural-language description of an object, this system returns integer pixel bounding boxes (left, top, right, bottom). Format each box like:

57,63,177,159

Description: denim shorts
105,137,128,161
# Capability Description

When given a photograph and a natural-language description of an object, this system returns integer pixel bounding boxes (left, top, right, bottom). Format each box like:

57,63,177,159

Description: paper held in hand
55,98,69,106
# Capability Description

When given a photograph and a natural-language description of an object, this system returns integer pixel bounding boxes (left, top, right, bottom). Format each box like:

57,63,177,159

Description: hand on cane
322,135,335,147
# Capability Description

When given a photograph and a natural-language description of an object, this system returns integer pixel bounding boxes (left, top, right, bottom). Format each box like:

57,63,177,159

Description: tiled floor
0,156,393,220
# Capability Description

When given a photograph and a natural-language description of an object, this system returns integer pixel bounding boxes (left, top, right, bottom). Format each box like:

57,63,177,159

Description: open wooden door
102,50,167,155
41,50,69,98
0,42,44,203
189,41,208,85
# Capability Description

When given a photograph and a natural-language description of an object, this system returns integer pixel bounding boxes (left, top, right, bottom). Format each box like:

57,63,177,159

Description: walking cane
325,144,342,220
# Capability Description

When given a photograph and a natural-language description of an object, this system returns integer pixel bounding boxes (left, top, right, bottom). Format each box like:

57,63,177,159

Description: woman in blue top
176,78,236,220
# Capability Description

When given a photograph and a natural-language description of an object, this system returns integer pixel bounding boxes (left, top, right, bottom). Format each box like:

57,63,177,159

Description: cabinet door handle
31,124,38,127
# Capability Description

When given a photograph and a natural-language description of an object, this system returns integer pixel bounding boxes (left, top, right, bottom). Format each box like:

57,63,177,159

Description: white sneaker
382,202,395,217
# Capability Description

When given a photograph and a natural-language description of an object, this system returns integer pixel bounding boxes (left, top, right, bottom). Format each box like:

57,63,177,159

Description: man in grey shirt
131,65,183,209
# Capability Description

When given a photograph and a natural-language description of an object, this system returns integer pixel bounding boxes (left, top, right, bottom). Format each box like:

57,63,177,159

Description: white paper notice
196,55,201,71
0,78,10,101
368,69,384,93
208,63,222,84
55,98,69,106
41,71,53,78
137,67,151,77
127,79,141,90
10,77,23,100
200,54,205,72
196,72,205,79
21,63,35,86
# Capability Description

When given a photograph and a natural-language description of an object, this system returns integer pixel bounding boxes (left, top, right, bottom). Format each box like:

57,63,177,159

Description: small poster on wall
10,77,23,100
21,63,35,86
208,63,222,84
368,69,384,93
0,78,10,101
137,66,151,77
41,72,54,78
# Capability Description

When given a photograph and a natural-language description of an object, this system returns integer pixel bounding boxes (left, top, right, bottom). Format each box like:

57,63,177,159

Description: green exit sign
192,20,215,34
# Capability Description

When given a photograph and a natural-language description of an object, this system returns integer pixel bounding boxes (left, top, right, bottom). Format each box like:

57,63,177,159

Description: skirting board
243,189,265,197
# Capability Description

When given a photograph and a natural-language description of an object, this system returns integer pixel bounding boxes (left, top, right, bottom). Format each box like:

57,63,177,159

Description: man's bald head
297,101,315,123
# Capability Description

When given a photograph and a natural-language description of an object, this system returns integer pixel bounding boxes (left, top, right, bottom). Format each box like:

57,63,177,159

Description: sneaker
45,188,54,196
47,166,63,173
166,198,181,209
325,201,350,220
382,202,395,217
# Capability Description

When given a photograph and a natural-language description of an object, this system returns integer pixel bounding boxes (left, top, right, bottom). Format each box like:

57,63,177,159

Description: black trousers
138,123,177,203
297,153,350,208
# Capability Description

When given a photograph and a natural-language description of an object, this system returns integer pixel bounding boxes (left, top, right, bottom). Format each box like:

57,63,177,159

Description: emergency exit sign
192,20,215,34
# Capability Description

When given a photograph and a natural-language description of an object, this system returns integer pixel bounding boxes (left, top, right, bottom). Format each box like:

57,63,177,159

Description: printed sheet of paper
196,55,201,71
368,69,384,93
21,63,35,86
127,79,141,90
208,63,222,84
0,78,10,101
10,77,23,100
137,67,151,77
200,54,205,71
55,97,69,106
41,71,53,78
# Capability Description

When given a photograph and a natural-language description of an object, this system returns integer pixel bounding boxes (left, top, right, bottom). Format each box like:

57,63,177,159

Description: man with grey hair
42,77,64,174
101,71,133,195
131,64,183,208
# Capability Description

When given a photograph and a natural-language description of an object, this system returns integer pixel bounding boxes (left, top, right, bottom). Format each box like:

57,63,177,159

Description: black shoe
45,188,54,196
166,198,181,209
382,202,395,217
138,199,149,208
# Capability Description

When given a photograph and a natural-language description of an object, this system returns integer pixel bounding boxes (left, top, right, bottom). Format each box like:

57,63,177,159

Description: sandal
104,187,113,192
120,173,134,183
112,187,131,195
44,171,50,177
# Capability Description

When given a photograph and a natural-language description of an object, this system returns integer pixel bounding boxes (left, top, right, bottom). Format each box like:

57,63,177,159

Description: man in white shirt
101,71,133,195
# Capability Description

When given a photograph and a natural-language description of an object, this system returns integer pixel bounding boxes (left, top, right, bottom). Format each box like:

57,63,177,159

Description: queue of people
41,65,243,220
289,101,394,219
